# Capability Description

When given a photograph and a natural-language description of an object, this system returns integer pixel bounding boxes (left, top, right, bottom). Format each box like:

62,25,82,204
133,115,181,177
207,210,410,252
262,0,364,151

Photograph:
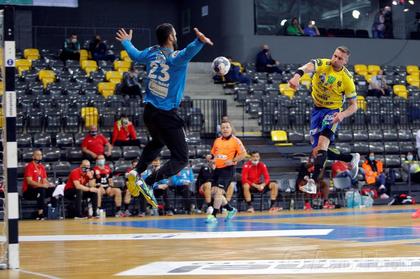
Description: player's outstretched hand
116,28,133,42
194,28,213,46
288,76,300,90
332,112,344,124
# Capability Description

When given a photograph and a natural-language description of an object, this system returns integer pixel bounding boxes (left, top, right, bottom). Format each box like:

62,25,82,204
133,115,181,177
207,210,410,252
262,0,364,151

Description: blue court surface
96,208,420,243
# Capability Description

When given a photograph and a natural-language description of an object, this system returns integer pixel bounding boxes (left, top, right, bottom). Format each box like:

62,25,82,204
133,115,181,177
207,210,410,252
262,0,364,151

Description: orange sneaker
269,207,282,212
412,209,420,219
304,202,313,210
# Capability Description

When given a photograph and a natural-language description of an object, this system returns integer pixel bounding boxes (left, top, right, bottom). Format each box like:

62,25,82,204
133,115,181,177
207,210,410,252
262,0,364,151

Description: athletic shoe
205,214,218,224
36,213,45,220
246,207,255,213
166,210,174,216
380,193,390,199
115,210,127,218
299,177,317,194
412,209,420,219
206,206,214,215
225,208,237,222
137,212,146,217
323,201,335,209
349,153,360,179
304,202,313,210
127,170,158,208
123,209,132,217
269,207,282,212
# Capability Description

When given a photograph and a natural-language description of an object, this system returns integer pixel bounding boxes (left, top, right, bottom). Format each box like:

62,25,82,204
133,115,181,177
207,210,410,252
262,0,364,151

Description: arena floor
2,205,420,278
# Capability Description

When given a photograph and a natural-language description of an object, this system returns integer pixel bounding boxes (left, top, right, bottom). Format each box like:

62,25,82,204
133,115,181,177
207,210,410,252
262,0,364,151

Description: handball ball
212,56,231,76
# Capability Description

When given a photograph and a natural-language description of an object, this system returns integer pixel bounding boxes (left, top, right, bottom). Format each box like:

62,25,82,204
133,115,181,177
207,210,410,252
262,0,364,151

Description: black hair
156,23,174,46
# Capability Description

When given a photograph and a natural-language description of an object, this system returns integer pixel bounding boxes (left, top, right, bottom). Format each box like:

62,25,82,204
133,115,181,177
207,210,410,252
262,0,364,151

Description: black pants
23,187,56,210
154,188,172,211
136,103,188,185
114,139,142,146
213,166,235,190
171,185,193,211
64,188,98,217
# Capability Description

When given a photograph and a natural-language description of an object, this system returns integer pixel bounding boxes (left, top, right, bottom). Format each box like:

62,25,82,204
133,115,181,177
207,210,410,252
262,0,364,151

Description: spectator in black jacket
256,45,281,73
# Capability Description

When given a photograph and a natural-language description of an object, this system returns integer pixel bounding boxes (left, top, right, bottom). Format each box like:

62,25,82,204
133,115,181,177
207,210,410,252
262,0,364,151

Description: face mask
122,119,129,125
369,156,375,161
81,167,90,173
407,155,413,161
71,39,77,43
34,159,42,164
251,160,259,166
96,159,105,166
90,131,97,136
263,49,269,53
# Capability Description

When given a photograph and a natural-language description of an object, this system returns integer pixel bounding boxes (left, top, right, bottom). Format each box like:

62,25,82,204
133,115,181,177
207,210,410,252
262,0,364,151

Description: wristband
295,69,304,77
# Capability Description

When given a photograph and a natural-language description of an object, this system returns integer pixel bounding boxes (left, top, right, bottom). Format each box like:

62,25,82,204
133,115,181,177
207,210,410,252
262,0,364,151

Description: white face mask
407,155,413,161
251,160,259,166
71,39,77,43
96,159,105,166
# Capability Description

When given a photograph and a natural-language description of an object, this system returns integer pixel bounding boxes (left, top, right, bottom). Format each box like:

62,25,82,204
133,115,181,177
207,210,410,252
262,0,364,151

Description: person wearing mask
60,34,81,62
362,152,389,199
303,20,320,37
88,35,110,61
241,151,281,212
111,114,141,146
81,125,112,160
64,160,100,218
286,17,304,36
255,44,281,73
368,70,388,97
120,68,142,98
22,150,56,220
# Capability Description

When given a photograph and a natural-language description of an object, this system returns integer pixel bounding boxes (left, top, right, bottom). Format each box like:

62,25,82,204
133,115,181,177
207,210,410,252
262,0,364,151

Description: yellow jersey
310,58,356,109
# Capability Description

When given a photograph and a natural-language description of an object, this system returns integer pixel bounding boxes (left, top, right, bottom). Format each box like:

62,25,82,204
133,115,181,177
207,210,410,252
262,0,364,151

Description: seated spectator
112,114,141,146
120,69,142,98
241,151,281,212
213,57,251,85
361,152,389,199
197,158,215,213
170,163,195,214
124,159,146,217
256,44,281,73
303,20,320,37
368,70,389,97
81,125,112,160
60,34,81,62
143,157,173,215
22,150,57,220
88,35,114,61
64,160,99,218
372,7,386,39
286,17,304,36
93,155,124,217
402,152,420,183
331,160,358,187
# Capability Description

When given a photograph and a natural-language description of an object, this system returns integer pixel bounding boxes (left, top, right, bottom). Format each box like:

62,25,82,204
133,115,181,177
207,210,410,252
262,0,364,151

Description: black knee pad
314,149,327,169
320,128,334,141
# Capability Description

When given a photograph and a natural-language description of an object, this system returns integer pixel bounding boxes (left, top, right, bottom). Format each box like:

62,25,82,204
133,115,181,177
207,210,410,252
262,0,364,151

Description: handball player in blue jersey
116,24,213,207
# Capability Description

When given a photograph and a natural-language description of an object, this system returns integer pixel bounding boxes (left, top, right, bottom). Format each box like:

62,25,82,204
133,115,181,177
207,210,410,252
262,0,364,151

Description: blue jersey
122,39,204,110
171,167,194,187
141,169,169,189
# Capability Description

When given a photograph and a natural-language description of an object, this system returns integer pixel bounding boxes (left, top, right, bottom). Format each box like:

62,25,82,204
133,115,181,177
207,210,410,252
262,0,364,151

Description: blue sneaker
205,214,218,224
225,208,237,222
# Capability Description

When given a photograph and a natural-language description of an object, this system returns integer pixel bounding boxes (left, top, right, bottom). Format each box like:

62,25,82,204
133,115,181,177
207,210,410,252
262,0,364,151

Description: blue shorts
310,107,340,148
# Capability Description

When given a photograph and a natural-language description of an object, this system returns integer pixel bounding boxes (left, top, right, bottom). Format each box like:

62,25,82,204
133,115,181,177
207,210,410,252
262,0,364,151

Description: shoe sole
225,209,237,222
138,185,158,208
127,174,141,198
351,153,360,179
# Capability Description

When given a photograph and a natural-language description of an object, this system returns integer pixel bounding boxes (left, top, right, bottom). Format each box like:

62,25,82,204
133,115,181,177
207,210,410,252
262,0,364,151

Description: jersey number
148,62,170,82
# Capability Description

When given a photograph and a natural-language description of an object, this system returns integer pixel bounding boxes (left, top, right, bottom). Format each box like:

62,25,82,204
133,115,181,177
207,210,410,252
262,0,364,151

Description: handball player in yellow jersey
288,46,360,193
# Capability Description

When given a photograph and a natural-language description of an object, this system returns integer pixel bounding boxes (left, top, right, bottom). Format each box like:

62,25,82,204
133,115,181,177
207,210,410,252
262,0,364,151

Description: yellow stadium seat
407,75,420,87
364,74,373,84
270,130,293,147
367,64,381,75
393,84,408,99
407,65,419,75
354,64,367,76
105,71,123,83
300,73,312,89
98,82,116,98
120,50,132,62
38,70,55,85
279,83,296,99
114,60,131,72
81,107,99,128
356,96,366,111
80,49,89,61
80,60,98,71
23,48,40,61
84,66,97,75
16,59,32,75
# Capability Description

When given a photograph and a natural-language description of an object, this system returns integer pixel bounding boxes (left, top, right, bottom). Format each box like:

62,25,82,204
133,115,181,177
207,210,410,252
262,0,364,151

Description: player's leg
268,181,281,211
327,147,360,179
242,183,254,212
225,182,234,202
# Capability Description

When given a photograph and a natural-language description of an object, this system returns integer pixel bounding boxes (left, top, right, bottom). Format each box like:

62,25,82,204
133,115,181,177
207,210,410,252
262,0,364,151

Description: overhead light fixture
392,0,398,5
280,19,287,26
404,8,410,12
408,0,414,5
352,10,360,19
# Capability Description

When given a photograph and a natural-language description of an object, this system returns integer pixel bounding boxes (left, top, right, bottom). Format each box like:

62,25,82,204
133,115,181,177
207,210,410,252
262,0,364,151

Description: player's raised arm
172,28,213,65
288,61,315,90
116,28,148,63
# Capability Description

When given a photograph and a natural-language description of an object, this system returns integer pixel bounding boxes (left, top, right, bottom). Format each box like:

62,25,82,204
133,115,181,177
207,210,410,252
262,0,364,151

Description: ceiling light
352,10,360,19
408,0,414,5
404,8,410,12
392,0,398,5
280,19,287,26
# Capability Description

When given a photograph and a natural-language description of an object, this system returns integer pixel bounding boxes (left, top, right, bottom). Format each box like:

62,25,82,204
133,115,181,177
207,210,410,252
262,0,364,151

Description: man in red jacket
112,114,142,146
241,151,280,212
82,125,112,160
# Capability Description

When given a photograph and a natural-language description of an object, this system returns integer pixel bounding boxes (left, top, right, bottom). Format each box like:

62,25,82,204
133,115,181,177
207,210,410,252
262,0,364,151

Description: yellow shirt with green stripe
310,58,357,109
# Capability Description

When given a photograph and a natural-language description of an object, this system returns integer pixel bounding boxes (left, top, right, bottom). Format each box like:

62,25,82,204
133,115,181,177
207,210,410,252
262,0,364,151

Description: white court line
116,258,420,276
17,229,333,242
18,269,62,279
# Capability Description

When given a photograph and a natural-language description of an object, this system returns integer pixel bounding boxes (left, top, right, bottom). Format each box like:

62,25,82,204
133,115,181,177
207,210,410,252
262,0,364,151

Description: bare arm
333,98,358,124
26,177,48,188
288,62,315,89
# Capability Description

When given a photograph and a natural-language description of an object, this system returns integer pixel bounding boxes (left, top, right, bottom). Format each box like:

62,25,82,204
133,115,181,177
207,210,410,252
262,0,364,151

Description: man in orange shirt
22,150,56,220
112,114,142,146
206,120,246,223
64,160,100,218
81,125,112,160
